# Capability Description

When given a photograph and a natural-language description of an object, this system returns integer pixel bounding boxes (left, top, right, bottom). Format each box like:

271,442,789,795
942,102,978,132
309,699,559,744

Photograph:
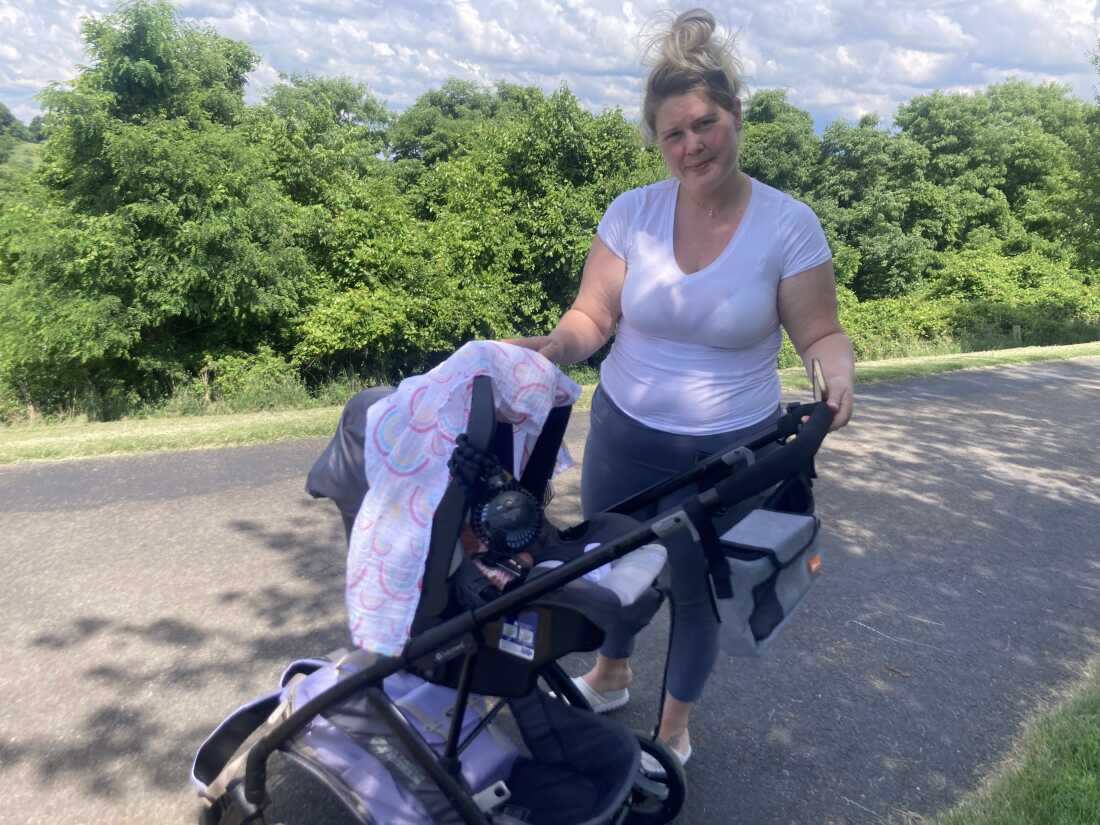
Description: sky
2,1,1099,132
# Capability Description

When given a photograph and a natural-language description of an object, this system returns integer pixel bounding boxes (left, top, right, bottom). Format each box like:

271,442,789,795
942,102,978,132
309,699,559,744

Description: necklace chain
684,175,747,220
687,189,730,219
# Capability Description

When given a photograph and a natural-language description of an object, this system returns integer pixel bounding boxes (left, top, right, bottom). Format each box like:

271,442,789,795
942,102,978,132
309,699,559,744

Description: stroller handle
605,400,830,517
705,400,832,513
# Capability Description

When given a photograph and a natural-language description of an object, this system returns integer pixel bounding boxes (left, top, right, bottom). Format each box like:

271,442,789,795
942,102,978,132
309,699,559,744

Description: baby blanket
347,341,580,655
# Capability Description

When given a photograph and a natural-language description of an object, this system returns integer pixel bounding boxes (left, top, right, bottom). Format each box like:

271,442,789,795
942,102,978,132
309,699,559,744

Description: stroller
193,353,833,825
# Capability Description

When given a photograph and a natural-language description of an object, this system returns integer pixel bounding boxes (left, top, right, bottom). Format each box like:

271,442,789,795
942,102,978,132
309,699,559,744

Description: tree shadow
4,489,355,818
666,360,1100,824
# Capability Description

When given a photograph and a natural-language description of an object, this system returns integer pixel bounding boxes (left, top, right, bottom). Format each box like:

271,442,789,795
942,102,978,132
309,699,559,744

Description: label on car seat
499,612,538,660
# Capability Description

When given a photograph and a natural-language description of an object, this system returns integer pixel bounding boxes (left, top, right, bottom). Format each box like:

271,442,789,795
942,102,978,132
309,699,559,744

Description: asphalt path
2,358,1099,825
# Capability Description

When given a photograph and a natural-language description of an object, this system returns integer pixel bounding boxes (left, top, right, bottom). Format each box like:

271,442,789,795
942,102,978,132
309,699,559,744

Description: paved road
2,358,1099,825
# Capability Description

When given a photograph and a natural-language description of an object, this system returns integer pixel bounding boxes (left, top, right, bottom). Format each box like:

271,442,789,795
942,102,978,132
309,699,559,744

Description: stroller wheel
622,733,687,825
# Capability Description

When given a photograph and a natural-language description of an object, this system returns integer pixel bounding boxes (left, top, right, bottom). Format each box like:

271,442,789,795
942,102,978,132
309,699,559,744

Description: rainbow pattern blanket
347,341,580,655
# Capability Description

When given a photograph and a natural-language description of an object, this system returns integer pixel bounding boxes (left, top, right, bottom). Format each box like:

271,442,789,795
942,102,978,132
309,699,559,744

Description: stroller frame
205,376,834,825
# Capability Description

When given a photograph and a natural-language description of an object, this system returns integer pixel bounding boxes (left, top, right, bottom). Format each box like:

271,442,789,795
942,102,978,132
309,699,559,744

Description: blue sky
2,1,1098,131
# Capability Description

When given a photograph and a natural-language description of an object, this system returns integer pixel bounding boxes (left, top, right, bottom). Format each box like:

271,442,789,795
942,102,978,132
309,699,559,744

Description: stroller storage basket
195,655,640,825
711,508,822,656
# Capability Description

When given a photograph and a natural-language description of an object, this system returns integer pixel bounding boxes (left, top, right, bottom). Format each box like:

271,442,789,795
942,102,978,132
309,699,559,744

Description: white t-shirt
596,176,831,435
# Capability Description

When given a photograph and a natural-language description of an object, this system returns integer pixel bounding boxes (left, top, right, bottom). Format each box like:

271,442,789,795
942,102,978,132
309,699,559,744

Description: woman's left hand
821,372,854,430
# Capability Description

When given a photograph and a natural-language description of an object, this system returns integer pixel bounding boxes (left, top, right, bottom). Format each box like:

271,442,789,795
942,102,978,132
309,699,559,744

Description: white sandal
570,676,630,713
640,742,692,776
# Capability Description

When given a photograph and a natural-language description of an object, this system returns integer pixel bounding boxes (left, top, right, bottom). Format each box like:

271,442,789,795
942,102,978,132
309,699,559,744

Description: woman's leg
648,508,715,755
650,416,782,755
579,386,671,692
579,386,779,733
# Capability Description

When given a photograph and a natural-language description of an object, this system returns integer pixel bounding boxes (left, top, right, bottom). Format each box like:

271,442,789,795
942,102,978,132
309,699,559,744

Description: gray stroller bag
711,508,822,656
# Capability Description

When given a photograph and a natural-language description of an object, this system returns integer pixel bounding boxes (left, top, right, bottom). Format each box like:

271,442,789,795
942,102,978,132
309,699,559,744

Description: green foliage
257,74,390,204
79,0,255,125
1062,49,1100,269
39,0,258,210
0,101,32,143
0,0,318,419
285,85,662,383
838,248,1100,359
2,1,1099,422
839,295,955,360
204,346,310,409
0,101,33,163
28,116,46,142
0,134,14,166
740,89,821,195
387,79,502,164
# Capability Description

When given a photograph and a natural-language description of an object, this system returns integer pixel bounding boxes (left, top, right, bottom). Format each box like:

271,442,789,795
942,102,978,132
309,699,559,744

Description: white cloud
0,0,1097,131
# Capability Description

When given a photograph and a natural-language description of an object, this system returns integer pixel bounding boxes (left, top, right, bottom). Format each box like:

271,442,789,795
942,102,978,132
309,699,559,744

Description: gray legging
580,385,779,703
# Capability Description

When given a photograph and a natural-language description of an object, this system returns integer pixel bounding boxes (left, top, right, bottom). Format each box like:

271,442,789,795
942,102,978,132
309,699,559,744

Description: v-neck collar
669,176,756,277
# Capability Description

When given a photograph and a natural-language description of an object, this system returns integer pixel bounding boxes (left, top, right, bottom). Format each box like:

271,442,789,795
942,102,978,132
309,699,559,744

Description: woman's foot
639,731,691,776
582,657,633,694
663,729,691,762
641,693,694,774
571,676,629,713
575,657,633,713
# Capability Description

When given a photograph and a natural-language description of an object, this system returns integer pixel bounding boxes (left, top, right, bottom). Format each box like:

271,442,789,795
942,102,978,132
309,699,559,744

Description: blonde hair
640,8,743,143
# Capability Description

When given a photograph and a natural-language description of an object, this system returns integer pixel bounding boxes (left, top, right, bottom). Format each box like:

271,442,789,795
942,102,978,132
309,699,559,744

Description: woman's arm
507,235,626,365
778,260,855,430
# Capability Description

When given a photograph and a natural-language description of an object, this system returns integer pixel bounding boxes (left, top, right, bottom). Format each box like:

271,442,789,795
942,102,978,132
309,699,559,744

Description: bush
840,296,955,360
0,377,26,425
203,346,310,411
948,297,1100,348
931,248,1100,347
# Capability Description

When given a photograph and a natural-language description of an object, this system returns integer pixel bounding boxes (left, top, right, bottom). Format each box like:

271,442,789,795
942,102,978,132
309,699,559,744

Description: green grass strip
931,661,1100,825
0,407,341,464
2,341,1098,465
780,341,1100,392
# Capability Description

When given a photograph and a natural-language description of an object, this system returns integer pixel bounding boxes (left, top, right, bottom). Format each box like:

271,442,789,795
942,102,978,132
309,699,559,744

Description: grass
3,341,1099,465
0,407,342,463
927,658,1100,825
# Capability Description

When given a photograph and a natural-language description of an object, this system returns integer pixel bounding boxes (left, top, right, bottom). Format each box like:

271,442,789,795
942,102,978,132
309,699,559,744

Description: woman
510,8,854,766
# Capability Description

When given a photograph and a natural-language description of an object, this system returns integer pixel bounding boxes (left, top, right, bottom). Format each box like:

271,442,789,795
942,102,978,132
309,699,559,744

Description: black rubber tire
621,732,687,825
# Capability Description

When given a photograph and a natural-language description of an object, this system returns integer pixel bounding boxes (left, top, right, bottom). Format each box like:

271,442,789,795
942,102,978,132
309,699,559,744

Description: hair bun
666,9,717,60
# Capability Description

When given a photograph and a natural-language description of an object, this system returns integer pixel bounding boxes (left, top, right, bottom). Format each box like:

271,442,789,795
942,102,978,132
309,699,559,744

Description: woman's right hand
501,335,564,364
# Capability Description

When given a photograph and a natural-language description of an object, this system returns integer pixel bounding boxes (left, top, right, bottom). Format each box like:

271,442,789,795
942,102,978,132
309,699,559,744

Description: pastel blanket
347,341,581,655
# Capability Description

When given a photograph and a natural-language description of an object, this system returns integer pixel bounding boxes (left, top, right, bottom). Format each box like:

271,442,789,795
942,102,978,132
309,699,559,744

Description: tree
255,74,390,205
739,89,820,197
387,79,501,165
28,116,46,142
1062,41,1100,268
0,101,31,140
895,82,1087,241
0,102,31,163
293,86,664,379
39,0,258,209
0,0,317,414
